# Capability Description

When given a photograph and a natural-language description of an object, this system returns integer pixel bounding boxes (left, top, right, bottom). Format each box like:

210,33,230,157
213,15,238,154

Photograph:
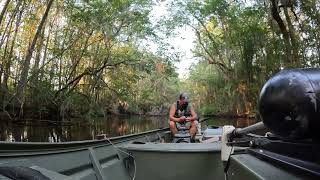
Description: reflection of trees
204,118,258,129
12,121,25,142
112,119,129,136
106,115,167,137
0,115,168,142
0,122,7,141
53,125,67,142
0,116,258,142
57,124,88,142
0,121,22,141
236,118,258,128
26,122,51,142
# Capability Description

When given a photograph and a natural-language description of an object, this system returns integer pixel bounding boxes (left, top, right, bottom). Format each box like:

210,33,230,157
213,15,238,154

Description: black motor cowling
259,68,320,141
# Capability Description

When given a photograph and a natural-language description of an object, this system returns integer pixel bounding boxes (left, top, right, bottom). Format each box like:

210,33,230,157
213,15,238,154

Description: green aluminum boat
220,124,320,180
0,128,169,180
0,122,319,180
119,123,224,180
0,124,224,180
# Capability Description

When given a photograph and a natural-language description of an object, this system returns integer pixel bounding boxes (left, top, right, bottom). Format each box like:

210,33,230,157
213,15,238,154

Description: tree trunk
31,27,45,87
283,7,299,66
0,1,21,104
0,19,13,86
66,31,93,83
39,25,52,82
2,1,24,91
0,0,11,26
270,0,291,66
15,0,54,113
48,29,59,84
0,0,19,49
0,34,10,102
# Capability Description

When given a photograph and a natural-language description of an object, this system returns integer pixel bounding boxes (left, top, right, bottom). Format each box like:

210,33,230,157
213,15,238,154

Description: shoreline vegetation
0,104,255,122
1,1,319,123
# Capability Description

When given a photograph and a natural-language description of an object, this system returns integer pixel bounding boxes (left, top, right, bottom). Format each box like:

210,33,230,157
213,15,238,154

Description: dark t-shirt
173,101,192,118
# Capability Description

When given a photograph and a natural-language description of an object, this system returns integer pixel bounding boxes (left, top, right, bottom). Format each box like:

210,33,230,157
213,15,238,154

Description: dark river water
0,116,258,142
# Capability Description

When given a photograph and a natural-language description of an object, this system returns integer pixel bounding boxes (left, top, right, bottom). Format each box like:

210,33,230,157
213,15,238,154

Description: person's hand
179,116,186,122
186,117,193,122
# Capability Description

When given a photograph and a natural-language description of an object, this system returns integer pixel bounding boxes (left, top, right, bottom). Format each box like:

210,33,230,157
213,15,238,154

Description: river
0,116,258,142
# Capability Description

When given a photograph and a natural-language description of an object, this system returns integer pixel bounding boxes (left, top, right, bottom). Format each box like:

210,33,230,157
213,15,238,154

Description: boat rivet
249,141,254,147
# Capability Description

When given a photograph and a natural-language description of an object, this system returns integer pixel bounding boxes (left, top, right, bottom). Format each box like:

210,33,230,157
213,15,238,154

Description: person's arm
169,104,185,122
186,104,197,122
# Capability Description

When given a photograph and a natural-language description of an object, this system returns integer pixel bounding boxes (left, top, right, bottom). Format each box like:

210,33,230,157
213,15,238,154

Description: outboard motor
259,68,320,141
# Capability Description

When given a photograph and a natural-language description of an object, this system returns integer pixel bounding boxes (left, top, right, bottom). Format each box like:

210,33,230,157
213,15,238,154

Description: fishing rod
198,117,211,123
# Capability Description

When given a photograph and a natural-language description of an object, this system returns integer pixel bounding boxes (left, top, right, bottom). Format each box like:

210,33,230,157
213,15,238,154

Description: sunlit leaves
168,0,320,116
0,0,180,118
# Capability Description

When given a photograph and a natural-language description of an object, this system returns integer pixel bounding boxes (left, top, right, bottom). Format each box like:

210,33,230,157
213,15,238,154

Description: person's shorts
168,121,198,128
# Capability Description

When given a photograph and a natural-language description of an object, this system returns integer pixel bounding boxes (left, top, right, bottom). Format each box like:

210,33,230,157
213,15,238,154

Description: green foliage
169,0,320,116
1,0,320,119
0,0,181,119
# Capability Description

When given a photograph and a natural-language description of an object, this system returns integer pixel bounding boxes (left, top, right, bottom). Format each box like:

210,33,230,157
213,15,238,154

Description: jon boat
0,121,318,180
0,68,320,180
0,123,223,180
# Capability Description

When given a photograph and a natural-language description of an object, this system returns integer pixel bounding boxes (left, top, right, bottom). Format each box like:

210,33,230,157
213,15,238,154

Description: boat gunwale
0,128,170,156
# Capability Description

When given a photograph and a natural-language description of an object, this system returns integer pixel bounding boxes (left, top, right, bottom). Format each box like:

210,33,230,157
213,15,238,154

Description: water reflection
0,116,258,142
204,118,258,128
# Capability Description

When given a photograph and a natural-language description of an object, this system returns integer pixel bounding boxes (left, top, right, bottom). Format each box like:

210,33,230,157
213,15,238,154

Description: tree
15,0,54,115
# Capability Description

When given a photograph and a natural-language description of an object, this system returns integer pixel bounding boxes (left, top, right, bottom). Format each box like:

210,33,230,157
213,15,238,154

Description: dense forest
0,0,319,120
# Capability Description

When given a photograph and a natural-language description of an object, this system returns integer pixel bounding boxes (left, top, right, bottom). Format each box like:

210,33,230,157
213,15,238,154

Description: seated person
169,92,198,139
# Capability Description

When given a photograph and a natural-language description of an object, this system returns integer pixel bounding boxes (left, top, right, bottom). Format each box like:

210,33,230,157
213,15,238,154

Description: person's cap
179,92,189,102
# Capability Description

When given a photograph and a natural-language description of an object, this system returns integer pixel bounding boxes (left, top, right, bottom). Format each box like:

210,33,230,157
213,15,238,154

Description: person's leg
169,121,177,135
190,120,198,138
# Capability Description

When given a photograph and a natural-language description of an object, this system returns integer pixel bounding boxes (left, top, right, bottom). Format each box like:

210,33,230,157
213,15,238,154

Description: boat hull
228,153,314,180
0,128,169,180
